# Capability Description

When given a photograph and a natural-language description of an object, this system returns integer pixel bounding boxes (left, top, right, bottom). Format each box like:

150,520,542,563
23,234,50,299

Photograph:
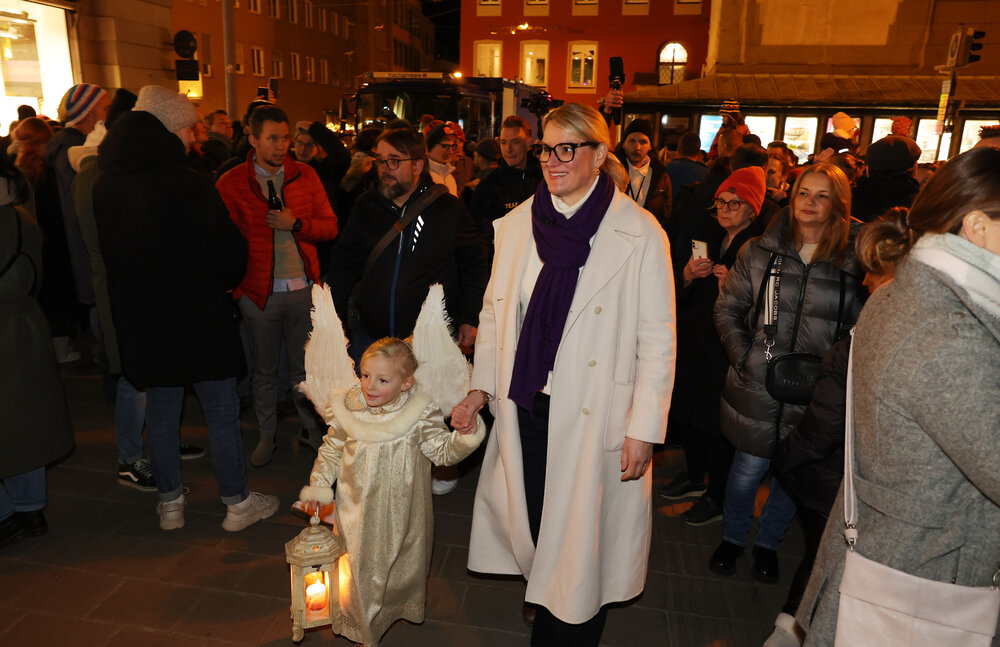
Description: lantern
285,512,346,642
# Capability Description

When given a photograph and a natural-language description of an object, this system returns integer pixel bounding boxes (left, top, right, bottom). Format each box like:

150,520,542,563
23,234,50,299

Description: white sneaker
431,478,459,495
157,494,185,530
222,492,279,532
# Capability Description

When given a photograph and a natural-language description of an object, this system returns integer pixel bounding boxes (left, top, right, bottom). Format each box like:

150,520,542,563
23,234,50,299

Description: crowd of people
2,79,998,647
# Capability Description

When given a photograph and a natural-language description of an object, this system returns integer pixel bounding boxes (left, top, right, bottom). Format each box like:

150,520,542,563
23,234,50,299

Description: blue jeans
145,377,248,505
116,376,147,464
0,467,46,520
721,450,797,551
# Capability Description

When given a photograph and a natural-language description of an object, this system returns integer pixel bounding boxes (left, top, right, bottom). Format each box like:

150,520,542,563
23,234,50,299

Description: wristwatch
291,218,303,233
469,388,494,403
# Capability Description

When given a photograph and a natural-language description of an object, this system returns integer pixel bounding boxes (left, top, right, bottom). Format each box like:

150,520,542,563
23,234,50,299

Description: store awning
626,73,1000,110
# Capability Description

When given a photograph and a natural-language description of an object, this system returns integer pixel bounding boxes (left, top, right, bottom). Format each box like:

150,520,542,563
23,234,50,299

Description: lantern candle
304,573,328,611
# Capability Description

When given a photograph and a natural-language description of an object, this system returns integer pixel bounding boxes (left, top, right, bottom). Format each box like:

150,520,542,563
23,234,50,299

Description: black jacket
612,148,672,229
328,181,489,339
851,173,919,223
469,157,542,245
714,209,865,457
305,122,351,219
94,111,248,389
772,334,850,516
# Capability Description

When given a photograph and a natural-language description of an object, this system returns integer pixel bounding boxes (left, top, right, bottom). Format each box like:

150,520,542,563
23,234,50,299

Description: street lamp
285,511,346,643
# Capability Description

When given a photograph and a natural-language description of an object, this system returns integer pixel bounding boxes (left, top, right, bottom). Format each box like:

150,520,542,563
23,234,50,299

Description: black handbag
752,252,846,405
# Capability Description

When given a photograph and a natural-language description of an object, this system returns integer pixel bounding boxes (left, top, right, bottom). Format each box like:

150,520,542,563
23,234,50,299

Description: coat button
593,306,602,314
582,407,590,415
588,360,596,367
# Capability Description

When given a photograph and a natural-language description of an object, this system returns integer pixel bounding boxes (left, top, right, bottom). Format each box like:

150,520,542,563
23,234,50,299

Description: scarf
508,172,615,411
911,232,1000,321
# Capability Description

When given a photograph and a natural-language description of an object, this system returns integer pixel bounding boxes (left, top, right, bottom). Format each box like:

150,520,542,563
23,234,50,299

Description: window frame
567,41,598,90
473,40,502,78
289,51,301,80
250,45,265,76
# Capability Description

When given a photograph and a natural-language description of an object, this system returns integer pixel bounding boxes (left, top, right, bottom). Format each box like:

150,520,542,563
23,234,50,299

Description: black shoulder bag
753,252,846,406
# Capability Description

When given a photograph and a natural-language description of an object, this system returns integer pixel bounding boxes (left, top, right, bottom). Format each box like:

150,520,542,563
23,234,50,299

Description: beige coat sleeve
309,420,347,488
417,403,487,467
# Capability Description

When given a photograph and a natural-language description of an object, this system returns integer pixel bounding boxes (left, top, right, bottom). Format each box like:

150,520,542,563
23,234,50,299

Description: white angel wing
411,283,471,413
300,283,359,418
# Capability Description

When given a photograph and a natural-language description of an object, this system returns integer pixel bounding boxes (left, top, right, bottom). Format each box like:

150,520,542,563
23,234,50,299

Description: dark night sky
420,0,461,65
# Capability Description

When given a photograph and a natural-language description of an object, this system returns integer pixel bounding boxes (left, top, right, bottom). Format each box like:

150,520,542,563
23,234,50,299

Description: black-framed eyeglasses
436,142,459,151
374,158,414,170
714,197,745,211
531,141,599,163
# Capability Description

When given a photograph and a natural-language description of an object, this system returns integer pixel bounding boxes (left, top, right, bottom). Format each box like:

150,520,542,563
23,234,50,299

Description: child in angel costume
298,284,485,647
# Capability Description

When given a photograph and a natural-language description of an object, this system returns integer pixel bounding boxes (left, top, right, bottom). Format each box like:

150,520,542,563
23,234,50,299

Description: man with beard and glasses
327,128,489,372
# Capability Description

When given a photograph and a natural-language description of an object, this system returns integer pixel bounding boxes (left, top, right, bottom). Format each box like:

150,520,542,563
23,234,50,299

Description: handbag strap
363,184,448,276
751,252,783,362
843,326,859,548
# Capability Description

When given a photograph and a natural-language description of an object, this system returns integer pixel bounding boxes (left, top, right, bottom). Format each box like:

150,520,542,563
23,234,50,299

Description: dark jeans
517,393,609,647
781,505,830,615
683,427,735,504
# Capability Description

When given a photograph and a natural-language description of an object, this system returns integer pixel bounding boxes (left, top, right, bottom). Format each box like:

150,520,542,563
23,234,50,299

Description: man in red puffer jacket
216,105,338,467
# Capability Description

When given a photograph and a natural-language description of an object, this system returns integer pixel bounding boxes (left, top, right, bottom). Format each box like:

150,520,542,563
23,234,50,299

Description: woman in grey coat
798,147,1000,645
709,164,865,583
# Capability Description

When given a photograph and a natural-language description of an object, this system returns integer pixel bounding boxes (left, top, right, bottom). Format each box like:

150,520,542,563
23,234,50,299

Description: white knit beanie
133,85,199,133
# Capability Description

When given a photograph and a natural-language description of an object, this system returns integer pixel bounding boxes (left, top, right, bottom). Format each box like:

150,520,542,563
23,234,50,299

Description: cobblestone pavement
0,368,802,646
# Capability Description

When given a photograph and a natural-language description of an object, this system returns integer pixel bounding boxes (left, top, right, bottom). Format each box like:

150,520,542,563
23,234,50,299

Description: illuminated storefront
0,1,73,124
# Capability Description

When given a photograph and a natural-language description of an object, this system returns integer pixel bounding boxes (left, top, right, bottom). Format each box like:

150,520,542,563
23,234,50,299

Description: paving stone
602,604,669,647
2,611,118,645
460,582,528,633
106,626,212,647
89,579,203,631
232,554,291,597
425,576,467,622
180,589,287,643
433,511,472,547
155,545,266,591
381,618,527,647
15,566,123,617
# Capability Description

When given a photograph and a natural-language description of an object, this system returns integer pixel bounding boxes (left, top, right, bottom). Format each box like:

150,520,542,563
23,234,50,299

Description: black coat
469,157,542,245
93,111,248,389
714,210,865,457
851,173,919,223
328,182,489,339
612,148,672,229
772,334,850,516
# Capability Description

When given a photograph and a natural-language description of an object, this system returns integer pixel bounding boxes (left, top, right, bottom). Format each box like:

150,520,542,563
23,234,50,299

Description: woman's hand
683,257,714,282
620,437,654,481
451,391,487,435
713,264,729,291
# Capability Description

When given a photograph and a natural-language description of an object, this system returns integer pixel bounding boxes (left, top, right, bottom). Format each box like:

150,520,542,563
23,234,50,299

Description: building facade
4,0,435,128
459,0,712,100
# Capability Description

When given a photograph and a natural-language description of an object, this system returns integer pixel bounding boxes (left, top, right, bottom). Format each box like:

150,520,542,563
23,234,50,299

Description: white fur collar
330,387,432,443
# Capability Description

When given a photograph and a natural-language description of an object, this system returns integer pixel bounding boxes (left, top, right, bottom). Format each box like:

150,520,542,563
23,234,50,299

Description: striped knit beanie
58,83,107,126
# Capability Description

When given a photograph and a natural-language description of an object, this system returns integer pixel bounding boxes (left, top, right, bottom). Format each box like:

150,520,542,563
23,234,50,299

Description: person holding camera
709,163,864,583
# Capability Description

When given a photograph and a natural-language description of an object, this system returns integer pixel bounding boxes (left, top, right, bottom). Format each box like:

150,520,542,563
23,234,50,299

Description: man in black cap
853,135,921,223
461,138,501,206
613,118,671,229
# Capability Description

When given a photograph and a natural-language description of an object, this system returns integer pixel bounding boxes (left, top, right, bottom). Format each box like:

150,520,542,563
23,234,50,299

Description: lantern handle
310,511,320,527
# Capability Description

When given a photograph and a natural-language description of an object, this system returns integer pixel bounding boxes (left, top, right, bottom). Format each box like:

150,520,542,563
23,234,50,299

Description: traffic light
965,28,985,65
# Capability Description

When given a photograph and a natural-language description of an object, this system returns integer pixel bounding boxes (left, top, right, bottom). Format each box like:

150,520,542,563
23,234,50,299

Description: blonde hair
361,337,418,378
541,103,628,191
788,163,852,262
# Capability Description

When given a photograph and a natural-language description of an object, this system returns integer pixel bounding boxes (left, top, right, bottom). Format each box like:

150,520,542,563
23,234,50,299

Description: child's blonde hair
361,337,418,378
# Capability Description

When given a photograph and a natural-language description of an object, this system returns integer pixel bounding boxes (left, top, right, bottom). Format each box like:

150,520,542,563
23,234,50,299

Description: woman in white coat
451,103,676,646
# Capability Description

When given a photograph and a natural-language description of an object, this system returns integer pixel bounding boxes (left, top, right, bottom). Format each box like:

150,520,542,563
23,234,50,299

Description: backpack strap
363,184,449,276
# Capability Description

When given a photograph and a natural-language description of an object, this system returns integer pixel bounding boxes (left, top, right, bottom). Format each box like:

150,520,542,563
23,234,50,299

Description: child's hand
451,391,486,434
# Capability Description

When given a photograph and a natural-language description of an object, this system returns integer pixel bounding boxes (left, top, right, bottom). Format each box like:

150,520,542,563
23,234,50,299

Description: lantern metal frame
285,513,346,643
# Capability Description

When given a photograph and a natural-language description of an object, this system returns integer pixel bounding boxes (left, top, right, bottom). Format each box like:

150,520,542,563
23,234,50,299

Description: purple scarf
509,172,615,411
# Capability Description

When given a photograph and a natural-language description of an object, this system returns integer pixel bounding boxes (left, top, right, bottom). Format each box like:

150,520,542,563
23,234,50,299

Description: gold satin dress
309,385,485,646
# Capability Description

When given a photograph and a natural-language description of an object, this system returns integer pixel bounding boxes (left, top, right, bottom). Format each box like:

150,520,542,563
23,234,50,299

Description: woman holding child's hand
455,103,676,647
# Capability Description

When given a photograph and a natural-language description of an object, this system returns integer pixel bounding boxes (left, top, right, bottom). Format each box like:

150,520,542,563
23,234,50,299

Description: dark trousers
517,393,609,647
781,505,829,615
683,426,735,504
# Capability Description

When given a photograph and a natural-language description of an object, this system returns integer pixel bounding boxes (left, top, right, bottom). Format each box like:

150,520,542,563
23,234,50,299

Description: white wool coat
467,189,677,623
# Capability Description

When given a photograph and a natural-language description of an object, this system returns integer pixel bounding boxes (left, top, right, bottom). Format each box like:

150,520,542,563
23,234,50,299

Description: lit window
479,0,500,4
568,42,596,88
872,118,894,143
744,115,777,143
698,115,722,153
474,41,501,77
267,0,278,18
914,119,950,163
658,42,687,85
272,51,284,78
305,56,315,82
526,0,548,4
247,0,260,13
290,51,301,80
521,42,548,87
288,0,298,23
783,117,819,164
250,46,265,76
304,0,313,28
575,0,597,4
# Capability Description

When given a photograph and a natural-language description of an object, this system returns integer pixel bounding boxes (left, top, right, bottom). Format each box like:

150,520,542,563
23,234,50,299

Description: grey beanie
133,85,199,133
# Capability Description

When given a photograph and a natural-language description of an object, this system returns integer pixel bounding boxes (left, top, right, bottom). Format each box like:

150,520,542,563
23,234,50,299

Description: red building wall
460,0,711,102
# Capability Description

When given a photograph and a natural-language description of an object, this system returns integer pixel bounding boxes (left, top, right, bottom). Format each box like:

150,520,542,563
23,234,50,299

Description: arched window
658,42,687,85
